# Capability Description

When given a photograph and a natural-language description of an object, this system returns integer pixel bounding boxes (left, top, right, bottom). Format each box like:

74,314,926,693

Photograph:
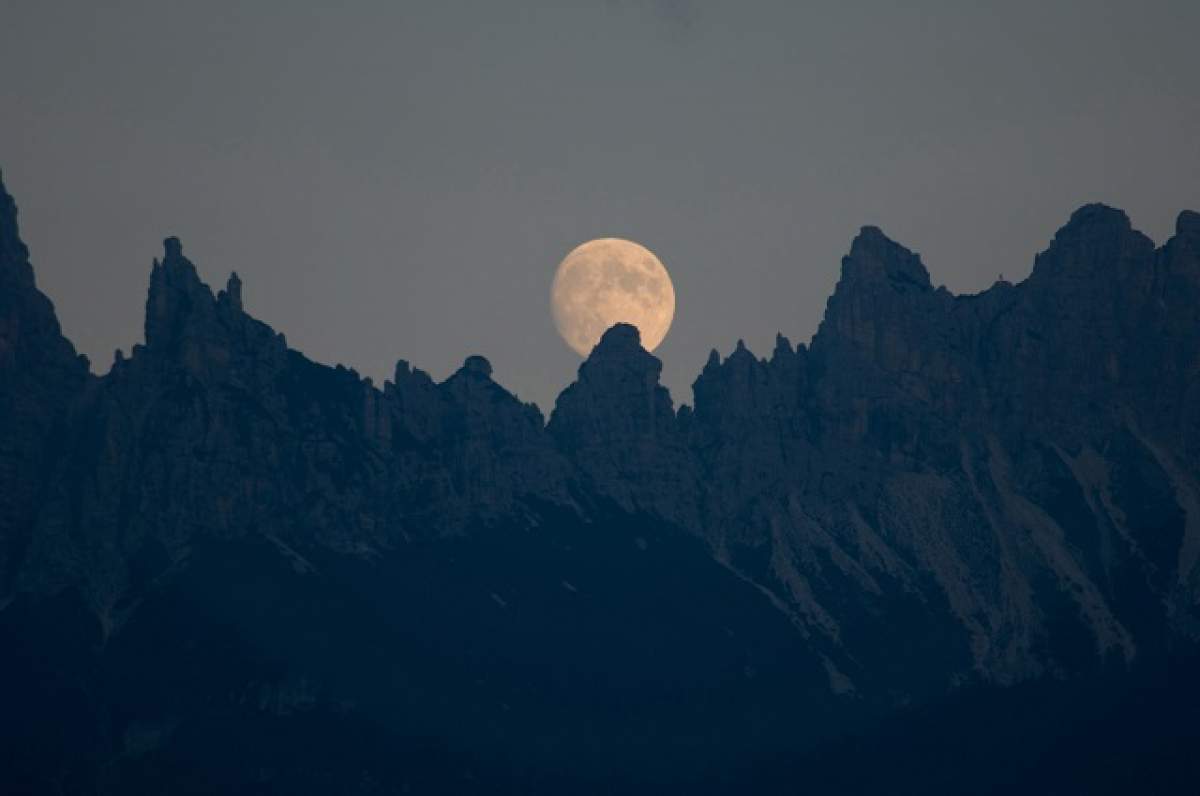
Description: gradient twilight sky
3,1,1198,411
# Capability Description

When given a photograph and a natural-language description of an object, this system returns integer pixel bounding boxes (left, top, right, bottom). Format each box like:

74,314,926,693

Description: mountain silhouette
2,171,1198,793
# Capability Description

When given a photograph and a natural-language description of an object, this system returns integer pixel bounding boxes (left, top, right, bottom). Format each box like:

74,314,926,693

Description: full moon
551,238,676,357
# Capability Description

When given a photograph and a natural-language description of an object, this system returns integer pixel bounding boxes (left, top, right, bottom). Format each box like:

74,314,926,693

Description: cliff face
0,175,89,597
2,171,1198,790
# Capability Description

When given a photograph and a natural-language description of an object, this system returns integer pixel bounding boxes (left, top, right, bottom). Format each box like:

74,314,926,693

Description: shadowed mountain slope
1,171,1198,792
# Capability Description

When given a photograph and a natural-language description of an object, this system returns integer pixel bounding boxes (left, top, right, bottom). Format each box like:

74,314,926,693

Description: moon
551,238,676,357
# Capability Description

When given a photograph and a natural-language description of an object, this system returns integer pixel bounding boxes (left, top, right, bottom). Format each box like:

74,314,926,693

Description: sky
2,1,1198,412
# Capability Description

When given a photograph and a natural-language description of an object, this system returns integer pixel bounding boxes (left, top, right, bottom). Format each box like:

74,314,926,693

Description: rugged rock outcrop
0,174,89,597
682,210,1200,687
1,168,1198,791
548,323,698,524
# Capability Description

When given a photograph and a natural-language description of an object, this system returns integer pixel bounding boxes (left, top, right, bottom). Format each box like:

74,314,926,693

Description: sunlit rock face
1,167,1199,791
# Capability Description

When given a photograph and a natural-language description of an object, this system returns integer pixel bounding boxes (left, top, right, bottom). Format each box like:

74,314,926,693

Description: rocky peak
221,272,244,311
1030,203,1153,283
691,335,808,430
702,348,721,375
1178,210,1200,240
458,355,493,380
441,354,544,425
588,323,655,364
548,323,695,520
813,226,940,370
1166,210,1200,276
1003,204,1160,424
1170,210,1200,269
0,173,88,595
144,237,218,353
1059,202,1132,237
391,359,435,391
433,355,566,514
842,225,932,293
0,172,34,289
586,323,661,377
384,359,440,443
163,235,183,260
139,238,288,386
441,355,503,403
547,324,676,449
442,355,547,431
772,333,794,361
0,172,83,377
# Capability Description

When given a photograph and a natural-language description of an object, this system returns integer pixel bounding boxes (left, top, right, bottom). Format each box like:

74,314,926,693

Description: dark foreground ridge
2,171,1199,793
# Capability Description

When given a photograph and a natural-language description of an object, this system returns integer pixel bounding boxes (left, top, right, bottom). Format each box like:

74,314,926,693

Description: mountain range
2,170,1198,793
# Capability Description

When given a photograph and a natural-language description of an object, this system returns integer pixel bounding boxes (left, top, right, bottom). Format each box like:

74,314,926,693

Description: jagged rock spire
547,323,676,449
0,170,83,375
144,236,217,353
548,323,696,521
1178,210,1200,238
224,272,243,310
0,170,35,289
0,171,88,596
